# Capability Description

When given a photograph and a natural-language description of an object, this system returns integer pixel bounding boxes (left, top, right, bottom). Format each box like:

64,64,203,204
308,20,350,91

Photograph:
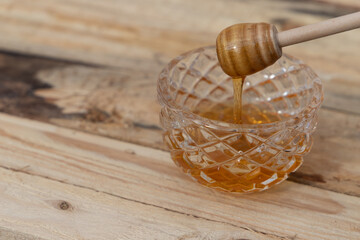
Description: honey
163,74,305,193
163,100,303,193
232,77,244,124
159,47,322,193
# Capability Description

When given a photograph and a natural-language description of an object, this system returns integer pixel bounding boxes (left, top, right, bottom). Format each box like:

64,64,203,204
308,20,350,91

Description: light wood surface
0,0,359,78
0,113,359,240
0,0,359,239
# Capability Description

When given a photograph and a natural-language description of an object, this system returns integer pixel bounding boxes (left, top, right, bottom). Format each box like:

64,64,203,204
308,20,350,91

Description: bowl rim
157,46,323,132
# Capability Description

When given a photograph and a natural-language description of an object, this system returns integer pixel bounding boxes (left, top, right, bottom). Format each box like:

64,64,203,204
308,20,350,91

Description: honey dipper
216,12,360,78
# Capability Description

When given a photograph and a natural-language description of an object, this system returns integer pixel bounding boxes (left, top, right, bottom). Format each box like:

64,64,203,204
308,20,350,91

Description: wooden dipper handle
278,11,360,47
217,12,360,78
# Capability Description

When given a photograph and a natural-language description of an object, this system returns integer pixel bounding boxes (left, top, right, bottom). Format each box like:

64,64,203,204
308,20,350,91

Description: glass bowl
157,46,323,193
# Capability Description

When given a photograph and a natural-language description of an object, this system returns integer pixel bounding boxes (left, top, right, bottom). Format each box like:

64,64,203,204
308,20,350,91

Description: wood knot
59,201,71,211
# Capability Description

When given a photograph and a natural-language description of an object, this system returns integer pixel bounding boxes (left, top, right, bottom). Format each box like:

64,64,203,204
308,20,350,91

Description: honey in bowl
158,47,323,193
166,100,302,192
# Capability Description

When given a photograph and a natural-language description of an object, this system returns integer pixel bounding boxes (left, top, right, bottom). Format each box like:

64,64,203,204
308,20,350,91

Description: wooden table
0,0,359,239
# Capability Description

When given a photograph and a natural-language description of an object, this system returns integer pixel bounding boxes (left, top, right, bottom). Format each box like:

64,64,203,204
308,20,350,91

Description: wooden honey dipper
216,12,360,78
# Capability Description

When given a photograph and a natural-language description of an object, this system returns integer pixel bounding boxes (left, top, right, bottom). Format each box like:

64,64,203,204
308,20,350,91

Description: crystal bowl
157,46,323,193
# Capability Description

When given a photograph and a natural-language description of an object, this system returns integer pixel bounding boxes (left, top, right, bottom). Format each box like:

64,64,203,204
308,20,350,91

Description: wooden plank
0,164,265,240
0,113,359,240
0,52,163,149
0,226,45,240
289,109,360,196
0,52,359,197
0,0,359,80
315,0,360,8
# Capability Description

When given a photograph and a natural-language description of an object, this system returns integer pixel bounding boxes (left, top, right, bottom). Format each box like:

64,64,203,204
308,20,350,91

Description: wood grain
0,0,359,79
0,1,358,238
0,51,359,196
0,226,45,240
216,23,282,77
0,113,359,240
0,164,265,240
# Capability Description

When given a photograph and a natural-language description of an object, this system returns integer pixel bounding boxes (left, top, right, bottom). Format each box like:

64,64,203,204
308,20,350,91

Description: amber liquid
164,75,305,192
164,100,304,193
232,77,244,124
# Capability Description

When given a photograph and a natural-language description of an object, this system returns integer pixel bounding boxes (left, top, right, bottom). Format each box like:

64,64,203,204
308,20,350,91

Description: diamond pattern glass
158,46,323,193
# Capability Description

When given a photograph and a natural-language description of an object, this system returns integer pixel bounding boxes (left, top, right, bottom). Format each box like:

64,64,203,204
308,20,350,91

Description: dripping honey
232,77,244,124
